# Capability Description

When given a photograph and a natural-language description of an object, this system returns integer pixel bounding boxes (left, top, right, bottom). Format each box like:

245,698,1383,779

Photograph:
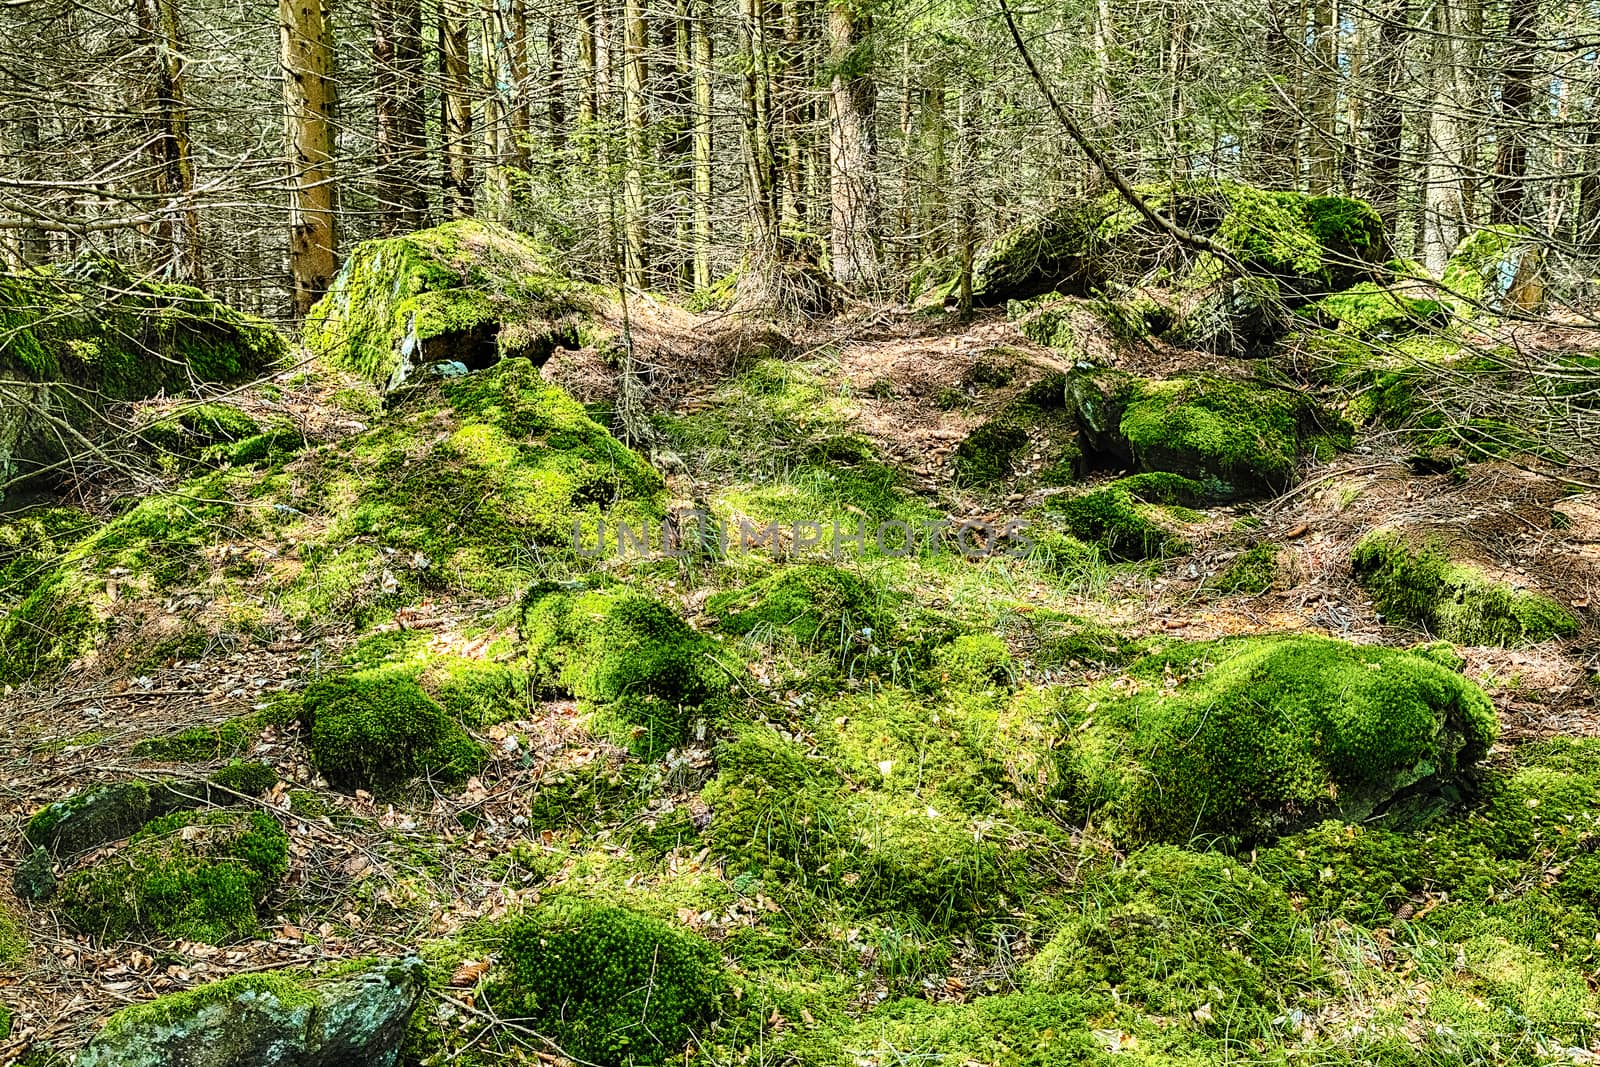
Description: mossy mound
1028,845,1306,1016
58,809,288,943
707,565,889,650
1067,369,1350,496
933,633,1015,691
0,256,286,497
973,183,1384,305
137,403,260,457
485,899,724,1066
1056,634,1497,844
1047,473,1202,561
305,219,603,390
1352,529,1579,645
523,585,726,758
0,505,93,606
131,718,259,762
299,672,486,794
1208,543,1279,594
0,358,663,683
209,761,277,796
76,958,426,1067
1442,227,1535,308
951,420,1029,487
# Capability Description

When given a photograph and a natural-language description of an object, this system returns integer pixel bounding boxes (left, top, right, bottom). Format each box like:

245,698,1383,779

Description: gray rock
75,957,428,1067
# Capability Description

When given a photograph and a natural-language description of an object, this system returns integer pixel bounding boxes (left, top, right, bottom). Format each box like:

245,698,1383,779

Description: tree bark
138,0,200,279
372,0,427,233
1491,0,1538,224
441,0,475,218
1367,0,1408,240
691,0,713,287
281,0,338,318
1306,0,1338,193
622,0,648,287
827,0,878,291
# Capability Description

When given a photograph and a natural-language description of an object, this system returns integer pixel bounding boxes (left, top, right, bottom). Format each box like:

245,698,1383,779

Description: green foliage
952,420,1030,487
304,219,600,388
485,899,724,1065
300,672,486,794
58,809,288,943
1056,634,1497,844
934,633,1014,691
1304,282,1448,338
523,585,726,758
1352,530,1579,646
1208,543,1278,594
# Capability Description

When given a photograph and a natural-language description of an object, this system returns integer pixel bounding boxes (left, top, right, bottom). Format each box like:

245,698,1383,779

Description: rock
1443,227,1544,312
1063,370,1351,497
25,782,158,856
1352,528,1579,646
304,219,604,391
75,958,427,1067
0,255,286,501
13,848,56,903
1056,634,1498,844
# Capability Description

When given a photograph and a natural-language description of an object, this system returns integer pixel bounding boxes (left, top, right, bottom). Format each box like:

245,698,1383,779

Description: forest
0,0,1599,1062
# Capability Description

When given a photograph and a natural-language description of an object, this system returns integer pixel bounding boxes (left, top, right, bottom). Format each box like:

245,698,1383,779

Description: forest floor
1,291,1598,1066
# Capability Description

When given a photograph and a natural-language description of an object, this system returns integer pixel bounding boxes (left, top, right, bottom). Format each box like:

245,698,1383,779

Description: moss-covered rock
1301,281,1448,339
1352,529,1579,645
208,761,277,797
1066,369,1350,496
25,782,162,856
0,506,93,607
1208,543,1279,594
299,672,486,794
1056,634,1497,844
58,808,288,943
0,256,286,498
13,847,56,903
951,420,1030,487
485,899,724,1065
1442,227,1538,309
707,564,888,650
523,586,726,758
1047,473,1201,561
305,219,604,390
131,718,259,762
973,184,1384,306
75,958,426,1067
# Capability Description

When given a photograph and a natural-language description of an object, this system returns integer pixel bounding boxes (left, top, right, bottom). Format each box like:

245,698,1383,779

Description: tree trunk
1367,0,1408,240
441,0,475,218
577,0,598,127
827,0,878,290
691,0,713,287
281,0,338,318
1423,0,1464,272
371,0,428,233
139,0,200,279
548,15,567,150
1490,0,1538,224
1306,0,1338,193
622,0,648,287
737,0,784,305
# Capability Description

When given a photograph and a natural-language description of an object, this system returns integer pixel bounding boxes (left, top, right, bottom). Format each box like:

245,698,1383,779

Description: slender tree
827,0,878,290
281,0,338,317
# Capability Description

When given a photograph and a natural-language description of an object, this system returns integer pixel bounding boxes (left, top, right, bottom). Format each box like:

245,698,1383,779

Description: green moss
1057,634,1497,844
138,403,260,458
58,809,288,943
1048,476,1197,561
523,585,725,758
1352,529,1579,646
1442,227,1530,307
304,220,600,388
934,633,1014,690
132,719,259,761
0,505,94,605
1303,282,1448,338
25,782,155,856
90,971,316,1043
708,565,888,651
209,761,277,796
952,420,1030,487
0,902,27,964
1117,376,1351,496
1007,296,1083,353
0,256,287,399
1209,543,1278,595
300,671,486,794
485,898,724,1065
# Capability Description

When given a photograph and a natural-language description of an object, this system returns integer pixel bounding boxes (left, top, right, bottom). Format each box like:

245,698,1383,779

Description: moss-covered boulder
1066,369,1350,496
1056,634,1497,844
299,672,486,794
305,219,605,390
1352,529,1579,646
0,255,286,497
25,781,179,857
974,184,1385,306
75,958,427,1067
523,586,725,757
1301,281,1448,339
1443,227,1542,311
485,899,723,1066
58,809,288,943
1047,473,1202,561
0,505,92,607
